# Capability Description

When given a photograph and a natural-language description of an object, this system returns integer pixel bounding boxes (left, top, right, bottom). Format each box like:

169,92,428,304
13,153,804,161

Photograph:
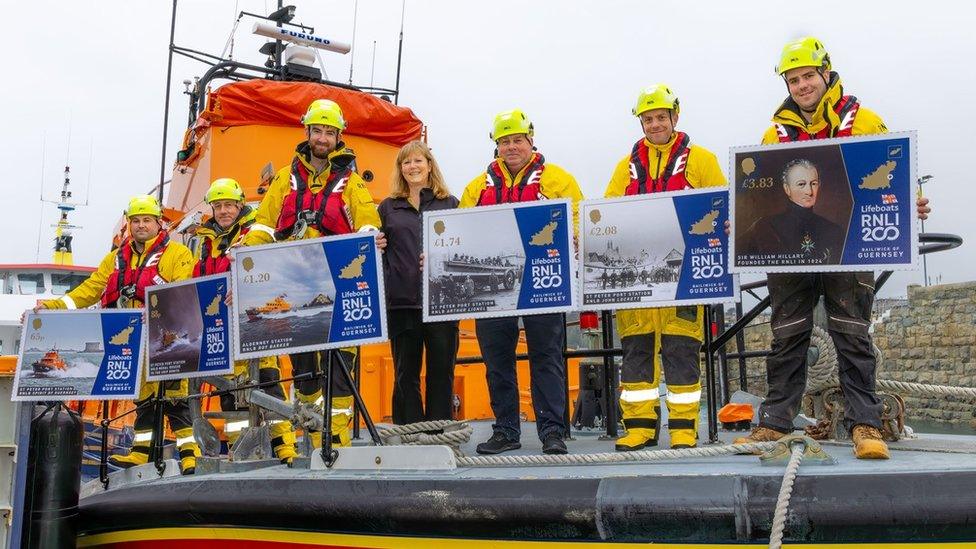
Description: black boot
476,432,521,455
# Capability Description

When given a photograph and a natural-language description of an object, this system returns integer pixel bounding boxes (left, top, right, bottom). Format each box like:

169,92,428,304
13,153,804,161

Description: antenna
370,40,377,87
83,139,94,206
39,131,86,265
394,0,405,104
65,115,72,167
159,0,178,205
348,0,358,85
35,134,46,263
219,8,243,60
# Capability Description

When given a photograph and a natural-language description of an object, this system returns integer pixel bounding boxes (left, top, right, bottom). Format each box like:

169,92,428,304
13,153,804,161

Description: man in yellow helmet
604,84,726,451
194,178,297,464
459,109,584,455
245,99,385,449
735,37,931,460
35,195,201,473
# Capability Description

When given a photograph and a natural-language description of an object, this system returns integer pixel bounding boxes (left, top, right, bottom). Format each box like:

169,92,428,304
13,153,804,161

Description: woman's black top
378,188,459,309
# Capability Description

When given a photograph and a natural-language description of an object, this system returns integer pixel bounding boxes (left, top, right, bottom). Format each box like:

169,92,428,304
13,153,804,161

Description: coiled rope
377,420,473,457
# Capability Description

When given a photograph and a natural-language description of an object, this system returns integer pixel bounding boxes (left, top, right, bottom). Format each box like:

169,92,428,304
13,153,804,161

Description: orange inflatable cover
718,402,754,423
199,80,423,146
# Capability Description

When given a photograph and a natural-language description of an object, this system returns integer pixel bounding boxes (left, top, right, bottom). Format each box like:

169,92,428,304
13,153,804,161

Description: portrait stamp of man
730,133,917,273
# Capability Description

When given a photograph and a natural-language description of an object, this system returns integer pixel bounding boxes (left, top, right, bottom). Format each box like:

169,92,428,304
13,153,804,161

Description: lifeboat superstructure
245,294,292,321
31,348,67,374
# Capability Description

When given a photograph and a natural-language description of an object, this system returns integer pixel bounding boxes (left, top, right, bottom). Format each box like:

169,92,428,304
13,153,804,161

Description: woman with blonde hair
378,140,459,424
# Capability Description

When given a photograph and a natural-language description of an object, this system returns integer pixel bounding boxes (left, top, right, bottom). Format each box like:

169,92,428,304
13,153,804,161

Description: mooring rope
377,420,473,457
768,442,805,549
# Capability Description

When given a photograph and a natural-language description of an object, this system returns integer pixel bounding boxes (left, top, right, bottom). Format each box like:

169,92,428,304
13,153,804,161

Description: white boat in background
0,264,95,357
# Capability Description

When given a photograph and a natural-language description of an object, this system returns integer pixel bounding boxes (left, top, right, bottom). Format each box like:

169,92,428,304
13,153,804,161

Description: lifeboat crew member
605,84,727,451
244,99,385,449
459,109,584,456
734,37,931,459
195,178,298,463
36,195,201,474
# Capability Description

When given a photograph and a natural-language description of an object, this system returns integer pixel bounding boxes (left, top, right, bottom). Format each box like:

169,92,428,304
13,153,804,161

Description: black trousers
475,313,566,441
760,272,882,433
388,308,459,424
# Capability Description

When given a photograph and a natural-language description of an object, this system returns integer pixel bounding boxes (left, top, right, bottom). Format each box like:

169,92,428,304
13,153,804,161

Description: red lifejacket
625,132,692,195
476,153,547,206
275,152,355,239
775,95,860,142
193,218,252,277
101,232,171,307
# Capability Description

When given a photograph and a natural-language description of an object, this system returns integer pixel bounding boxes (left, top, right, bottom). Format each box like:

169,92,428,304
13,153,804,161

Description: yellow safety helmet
301,99,346,130
633,84,680,117
205,178,245,204
776,36,831,75
490,109,534,141
125,194,162,218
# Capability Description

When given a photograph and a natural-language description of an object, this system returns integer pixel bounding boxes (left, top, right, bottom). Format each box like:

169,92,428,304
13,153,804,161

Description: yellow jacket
762,72,887,144
245,144,381,246
606,133,727,339
605,134,727,197
195,207,256,260
43,233,195,310
459,155,584,235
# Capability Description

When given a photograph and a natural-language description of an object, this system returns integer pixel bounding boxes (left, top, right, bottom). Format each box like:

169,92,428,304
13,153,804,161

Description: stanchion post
702,305,719,443
600,310,618,438
735,301,748,393
321,350,337,467
150,386,167,474
352,349,362,440
99,400,109,488
714,305,731,405
562,313,571,438
333,350,382,445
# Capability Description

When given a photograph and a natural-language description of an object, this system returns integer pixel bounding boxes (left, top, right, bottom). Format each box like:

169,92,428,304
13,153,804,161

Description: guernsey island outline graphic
339,254,366,279
859,160,896,190
689,210,720,235
109,326,135,345
529,221,558,246
205,294,222,316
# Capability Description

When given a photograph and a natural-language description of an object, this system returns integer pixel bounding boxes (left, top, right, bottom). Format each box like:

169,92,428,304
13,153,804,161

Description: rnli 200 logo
532,262,563,289
342,295,373,321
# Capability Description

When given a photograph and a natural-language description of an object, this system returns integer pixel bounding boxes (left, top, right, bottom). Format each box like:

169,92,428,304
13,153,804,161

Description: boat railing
454,232,964,443
91,234,962,478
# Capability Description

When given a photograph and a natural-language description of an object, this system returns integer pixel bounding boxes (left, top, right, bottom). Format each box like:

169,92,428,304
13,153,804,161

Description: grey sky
236,241,333,307
2,0,972,299
27,312,105,351
582,196,684,262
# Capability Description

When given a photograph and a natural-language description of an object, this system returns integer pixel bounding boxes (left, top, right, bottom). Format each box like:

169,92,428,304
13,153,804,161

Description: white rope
768,443,805,549
377,420,474,457
455,441,778,467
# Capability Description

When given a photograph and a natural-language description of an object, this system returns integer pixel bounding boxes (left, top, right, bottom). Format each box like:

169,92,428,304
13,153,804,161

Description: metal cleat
760,434,835,466
231,424,272,461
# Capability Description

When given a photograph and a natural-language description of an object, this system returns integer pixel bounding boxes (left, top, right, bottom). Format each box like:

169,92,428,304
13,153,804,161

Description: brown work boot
852,425,890,460
733,426,788,454
733,426,788,445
